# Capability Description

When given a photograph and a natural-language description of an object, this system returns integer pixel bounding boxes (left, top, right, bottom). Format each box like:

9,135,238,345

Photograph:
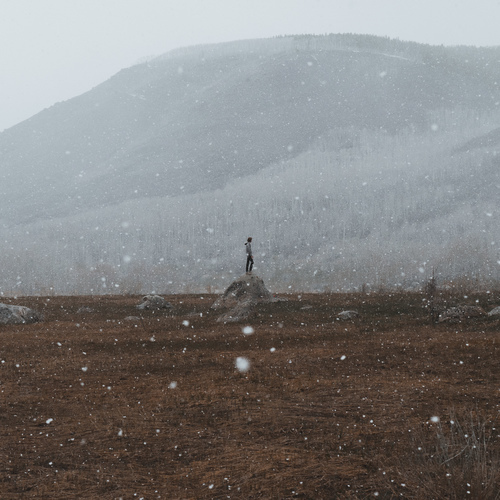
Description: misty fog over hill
1,34,500,295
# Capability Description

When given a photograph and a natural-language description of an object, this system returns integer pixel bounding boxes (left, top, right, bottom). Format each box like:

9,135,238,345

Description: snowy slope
1,34,500,294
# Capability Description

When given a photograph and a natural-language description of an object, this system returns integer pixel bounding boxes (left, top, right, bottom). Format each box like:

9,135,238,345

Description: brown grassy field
1,290,499,499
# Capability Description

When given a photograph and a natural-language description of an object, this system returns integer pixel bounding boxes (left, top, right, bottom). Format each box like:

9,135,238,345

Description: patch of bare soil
0,291,499,499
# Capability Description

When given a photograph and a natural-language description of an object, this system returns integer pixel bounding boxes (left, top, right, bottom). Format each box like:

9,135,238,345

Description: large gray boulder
212,274,274,322
136,295,173,311
438,305,486,323
0,303,41,325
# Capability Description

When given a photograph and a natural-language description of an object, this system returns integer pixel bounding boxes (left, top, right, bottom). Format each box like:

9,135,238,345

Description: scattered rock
438,305,486,323
186,311,204,317
136,295,173,311
488,306,500,317
124,316,142,323
0,303,41,325
77,306,94,314
337,310,359,321
273,296,289,302
213,274,274,322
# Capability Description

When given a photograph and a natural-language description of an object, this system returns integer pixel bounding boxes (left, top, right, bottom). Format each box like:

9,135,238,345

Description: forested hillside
1,34,499,295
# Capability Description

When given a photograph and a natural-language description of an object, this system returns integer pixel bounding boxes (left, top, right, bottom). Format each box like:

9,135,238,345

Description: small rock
337,310,359,321
124,316,142,322
488,306,500,317
77,306,94,314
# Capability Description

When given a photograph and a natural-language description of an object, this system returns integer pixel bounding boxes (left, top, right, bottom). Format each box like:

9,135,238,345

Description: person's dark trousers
246,256,254,272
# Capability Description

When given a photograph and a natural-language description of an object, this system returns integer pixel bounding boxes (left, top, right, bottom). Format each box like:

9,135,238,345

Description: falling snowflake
235,357,250,373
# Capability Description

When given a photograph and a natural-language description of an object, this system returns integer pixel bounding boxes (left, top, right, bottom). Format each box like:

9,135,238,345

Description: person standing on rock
245,237,254,273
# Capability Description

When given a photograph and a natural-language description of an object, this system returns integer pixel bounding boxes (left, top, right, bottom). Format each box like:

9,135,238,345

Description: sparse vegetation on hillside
1,34,500,295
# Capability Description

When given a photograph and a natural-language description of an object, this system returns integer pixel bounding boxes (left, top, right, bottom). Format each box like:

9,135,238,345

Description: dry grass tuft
391,410,500,499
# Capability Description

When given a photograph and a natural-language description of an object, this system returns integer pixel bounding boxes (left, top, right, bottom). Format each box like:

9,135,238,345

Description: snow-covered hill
1,34,499,294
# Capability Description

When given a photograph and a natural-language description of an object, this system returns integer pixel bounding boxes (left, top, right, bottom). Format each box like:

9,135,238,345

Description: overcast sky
1,0,500,131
